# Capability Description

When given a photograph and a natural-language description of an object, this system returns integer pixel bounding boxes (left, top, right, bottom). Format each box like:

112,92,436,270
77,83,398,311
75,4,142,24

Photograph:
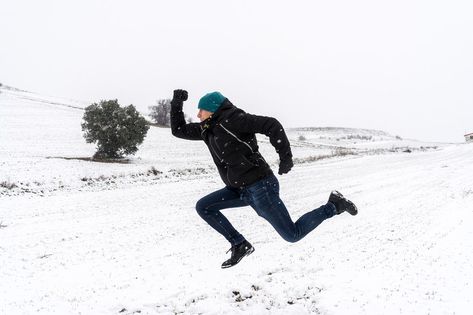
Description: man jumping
170,89,357,268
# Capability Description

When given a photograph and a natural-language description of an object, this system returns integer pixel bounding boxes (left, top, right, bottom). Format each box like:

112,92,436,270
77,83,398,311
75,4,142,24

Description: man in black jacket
171,89,357,268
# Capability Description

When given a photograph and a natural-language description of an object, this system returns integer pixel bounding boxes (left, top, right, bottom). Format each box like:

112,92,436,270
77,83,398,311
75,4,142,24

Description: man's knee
195,198,212,216
282,234,300,243
195,199,205,214
276,229,301,243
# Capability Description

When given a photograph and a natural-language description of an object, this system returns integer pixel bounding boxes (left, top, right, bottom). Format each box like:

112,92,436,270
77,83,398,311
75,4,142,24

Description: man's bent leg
196,187,249,245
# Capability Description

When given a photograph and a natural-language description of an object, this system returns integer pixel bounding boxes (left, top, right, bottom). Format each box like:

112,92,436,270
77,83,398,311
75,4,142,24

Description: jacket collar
199,99,234,132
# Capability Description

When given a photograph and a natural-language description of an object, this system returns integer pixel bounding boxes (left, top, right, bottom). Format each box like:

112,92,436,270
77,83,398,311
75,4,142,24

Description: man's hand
278,158,294,175
173,89,188,102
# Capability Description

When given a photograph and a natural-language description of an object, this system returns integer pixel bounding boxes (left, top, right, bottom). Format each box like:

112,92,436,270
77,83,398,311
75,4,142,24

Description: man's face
197,109,213,122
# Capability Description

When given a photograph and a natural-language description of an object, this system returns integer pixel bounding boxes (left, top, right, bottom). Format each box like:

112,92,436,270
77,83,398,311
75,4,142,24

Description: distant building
465,132,473,143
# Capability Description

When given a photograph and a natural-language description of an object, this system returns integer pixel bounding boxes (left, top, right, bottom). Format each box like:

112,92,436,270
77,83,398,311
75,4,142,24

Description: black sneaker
328,190,358,216
221,240,255,269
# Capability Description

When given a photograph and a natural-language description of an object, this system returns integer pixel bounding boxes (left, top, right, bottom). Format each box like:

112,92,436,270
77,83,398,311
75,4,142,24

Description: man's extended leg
195,186,249,245
245,174,336,243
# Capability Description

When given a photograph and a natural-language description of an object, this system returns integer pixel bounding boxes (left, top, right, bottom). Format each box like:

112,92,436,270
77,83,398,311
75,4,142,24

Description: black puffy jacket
171,98,292,188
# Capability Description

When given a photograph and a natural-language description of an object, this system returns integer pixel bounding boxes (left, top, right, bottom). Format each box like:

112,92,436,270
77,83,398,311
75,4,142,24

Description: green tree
81,99,150,159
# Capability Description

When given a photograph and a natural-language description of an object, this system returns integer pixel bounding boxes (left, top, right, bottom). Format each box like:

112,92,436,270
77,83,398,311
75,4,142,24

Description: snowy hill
1,86,472,314
0,85,443,197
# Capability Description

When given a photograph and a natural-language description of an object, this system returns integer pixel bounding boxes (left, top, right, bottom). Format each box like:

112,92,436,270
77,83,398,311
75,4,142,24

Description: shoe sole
346,199,358,216
221,247,255,269
332,190,358,216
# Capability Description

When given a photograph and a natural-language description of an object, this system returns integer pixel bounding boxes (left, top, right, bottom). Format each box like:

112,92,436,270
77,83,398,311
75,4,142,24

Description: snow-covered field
1,85,472,314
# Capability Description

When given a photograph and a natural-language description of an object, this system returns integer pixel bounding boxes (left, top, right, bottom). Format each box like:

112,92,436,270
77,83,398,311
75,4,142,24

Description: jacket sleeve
230,112,293,161
170,99,202,141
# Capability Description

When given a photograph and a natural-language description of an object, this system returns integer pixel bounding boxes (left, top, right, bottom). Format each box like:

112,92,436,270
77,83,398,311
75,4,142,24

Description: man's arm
170,89,202,141
230,112,293,175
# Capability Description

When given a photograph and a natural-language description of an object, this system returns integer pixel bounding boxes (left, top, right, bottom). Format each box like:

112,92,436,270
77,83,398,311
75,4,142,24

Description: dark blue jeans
195,174,336,245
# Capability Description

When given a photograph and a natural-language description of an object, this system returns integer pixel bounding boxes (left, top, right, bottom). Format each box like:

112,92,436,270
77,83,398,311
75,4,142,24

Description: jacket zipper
220,124,255,154
220,123,268,166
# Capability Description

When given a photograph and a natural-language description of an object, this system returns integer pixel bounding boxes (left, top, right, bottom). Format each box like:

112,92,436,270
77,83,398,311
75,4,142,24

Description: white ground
1,85,472,314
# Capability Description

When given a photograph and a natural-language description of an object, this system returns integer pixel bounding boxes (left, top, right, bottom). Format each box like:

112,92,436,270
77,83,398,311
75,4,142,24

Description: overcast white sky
1,0,472,142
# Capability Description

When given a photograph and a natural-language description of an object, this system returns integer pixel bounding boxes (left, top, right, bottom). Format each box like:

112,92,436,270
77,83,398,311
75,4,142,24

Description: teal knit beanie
198,92,226,113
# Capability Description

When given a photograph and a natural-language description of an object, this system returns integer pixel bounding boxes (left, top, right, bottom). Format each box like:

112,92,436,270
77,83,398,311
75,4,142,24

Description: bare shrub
149,99,171,127
332,147,356,157
0,181,17,190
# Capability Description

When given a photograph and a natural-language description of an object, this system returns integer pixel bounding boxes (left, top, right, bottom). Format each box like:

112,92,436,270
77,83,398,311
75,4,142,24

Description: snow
1,85,472,314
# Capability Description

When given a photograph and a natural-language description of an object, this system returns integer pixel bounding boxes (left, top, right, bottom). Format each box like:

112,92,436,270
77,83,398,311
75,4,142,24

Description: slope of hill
0,85,444,197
